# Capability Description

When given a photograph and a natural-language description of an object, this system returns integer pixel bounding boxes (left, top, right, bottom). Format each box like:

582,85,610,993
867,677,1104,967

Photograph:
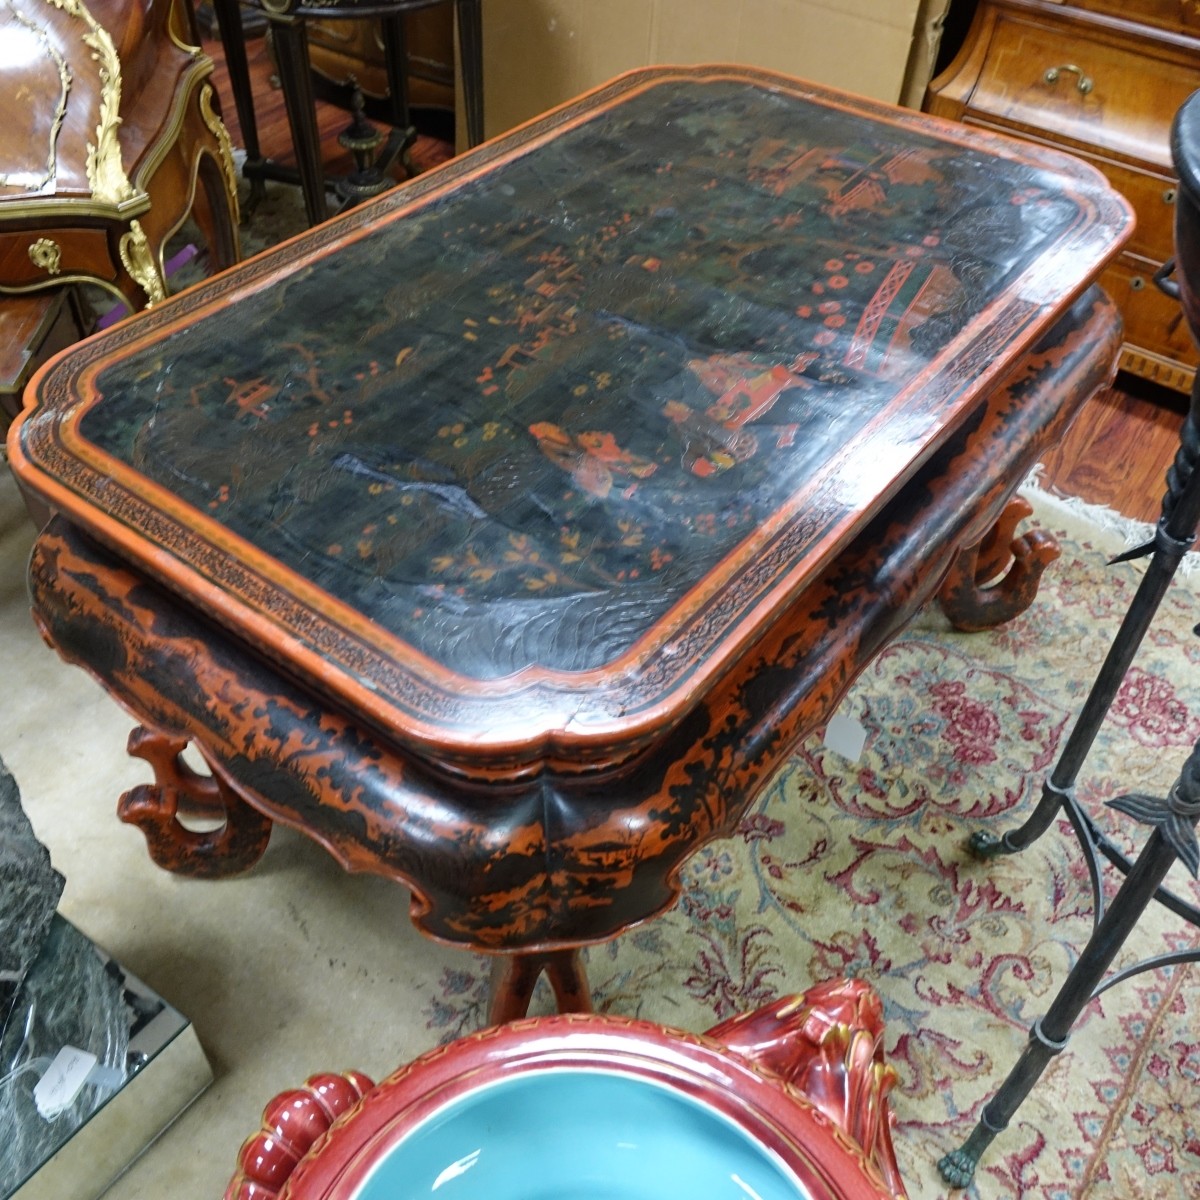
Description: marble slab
0,758,64,1044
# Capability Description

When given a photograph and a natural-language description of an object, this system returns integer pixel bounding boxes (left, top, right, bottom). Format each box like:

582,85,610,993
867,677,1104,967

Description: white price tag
822,714,868,764
34,1046,98,1119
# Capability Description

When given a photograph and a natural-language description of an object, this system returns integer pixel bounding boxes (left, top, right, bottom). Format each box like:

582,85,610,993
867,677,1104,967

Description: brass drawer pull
1043,64,1093,94
28,237,61,275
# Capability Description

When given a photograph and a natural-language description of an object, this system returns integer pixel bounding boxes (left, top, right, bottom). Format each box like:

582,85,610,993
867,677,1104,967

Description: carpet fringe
1019,468,1200,582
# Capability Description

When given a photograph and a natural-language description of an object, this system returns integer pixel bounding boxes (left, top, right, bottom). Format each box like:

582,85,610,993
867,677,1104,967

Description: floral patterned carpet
414,492,1200,1200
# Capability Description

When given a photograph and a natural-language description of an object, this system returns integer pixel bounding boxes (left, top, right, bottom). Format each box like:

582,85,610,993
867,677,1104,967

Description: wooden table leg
488,948,593,1023
210,0,264,177
113,724,274,878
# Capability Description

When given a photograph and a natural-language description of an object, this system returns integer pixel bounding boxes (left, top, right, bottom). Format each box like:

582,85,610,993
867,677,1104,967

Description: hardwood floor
1037,375,1187,525
200,29,1190,528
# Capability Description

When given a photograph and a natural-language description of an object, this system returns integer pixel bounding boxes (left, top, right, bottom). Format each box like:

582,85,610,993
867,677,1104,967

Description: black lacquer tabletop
11,67,1132,761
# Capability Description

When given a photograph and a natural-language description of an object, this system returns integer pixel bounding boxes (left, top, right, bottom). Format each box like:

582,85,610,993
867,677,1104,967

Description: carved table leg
488,948,593,1024
126,726,226,819
938,496,1061,632
119,725,273,878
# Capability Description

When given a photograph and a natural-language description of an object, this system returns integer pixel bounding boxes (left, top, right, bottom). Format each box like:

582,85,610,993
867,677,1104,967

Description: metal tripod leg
973,372,1200,861
938,373,1200,1186
939,748,1200,1185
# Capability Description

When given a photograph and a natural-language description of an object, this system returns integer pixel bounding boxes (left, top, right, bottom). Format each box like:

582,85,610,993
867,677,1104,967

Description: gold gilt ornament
119,219,166,305
0,0,72,192
199,83,240,225
44,0,143,208
28,238,62,275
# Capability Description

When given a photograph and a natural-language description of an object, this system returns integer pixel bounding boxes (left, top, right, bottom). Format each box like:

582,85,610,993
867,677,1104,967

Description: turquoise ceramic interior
353,1068,813,1200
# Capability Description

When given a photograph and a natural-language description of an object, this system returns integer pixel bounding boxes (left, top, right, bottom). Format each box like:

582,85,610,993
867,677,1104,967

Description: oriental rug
415,489,1200,1200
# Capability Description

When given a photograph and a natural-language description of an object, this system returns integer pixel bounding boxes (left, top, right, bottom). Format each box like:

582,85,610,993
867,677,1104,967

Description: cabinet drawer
1068,0,1200,38
969,11,1197,167
0,227,115,289
1102,159,1178,265
1101,254,1198,378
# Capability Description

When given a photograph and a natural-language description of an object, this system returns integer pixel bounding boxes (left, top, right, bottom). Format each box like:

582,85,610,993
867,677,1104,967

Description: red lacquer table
8,67,1131,1021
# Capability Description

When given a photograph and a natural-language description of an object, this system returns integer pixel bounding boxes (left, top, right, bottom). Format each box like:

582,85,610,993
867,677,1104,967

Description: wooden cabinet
306,6,455,115
926,0,1200,391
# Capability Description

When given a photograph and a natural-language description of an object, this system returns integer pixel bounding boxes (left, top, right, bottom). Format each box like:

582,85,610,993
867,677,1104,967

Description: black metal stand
209,0,484,227
333,81,417,212
938,374,1200,1187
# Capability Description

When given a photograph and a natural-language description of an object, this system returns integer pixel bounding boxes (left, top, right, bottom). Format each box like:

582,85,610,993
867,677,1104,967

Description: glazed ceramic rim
282,1016,897,1200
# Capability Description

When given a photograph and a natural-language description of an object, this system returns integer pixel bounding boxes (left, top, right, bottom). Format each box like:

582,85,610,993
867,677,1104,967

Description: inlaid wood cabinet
926,0,1200,392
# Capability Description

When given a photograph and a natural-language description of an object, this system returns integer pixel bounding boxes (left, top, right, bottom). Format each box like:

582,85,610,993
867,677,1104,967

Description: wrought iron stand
938,374,1200,1187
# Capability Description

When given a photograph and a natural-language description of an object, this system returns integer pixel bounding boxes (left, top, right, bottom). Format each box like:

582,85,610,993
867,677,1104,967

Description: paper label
34,1046,98,1118
823,713,868,764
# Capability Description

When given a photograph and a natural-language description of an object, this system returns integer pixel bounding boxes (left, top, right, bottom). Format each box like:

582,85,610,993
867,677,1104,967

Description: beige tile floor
0,469,471,1198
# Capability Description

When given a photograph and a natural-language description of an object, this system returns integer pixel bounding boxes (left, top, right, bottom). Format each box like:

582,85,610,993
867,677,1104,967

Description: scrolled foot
970,494,1033,582
127,726,225,820
938,1146,979,1188
119,727,272,878
938,496,1061,632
